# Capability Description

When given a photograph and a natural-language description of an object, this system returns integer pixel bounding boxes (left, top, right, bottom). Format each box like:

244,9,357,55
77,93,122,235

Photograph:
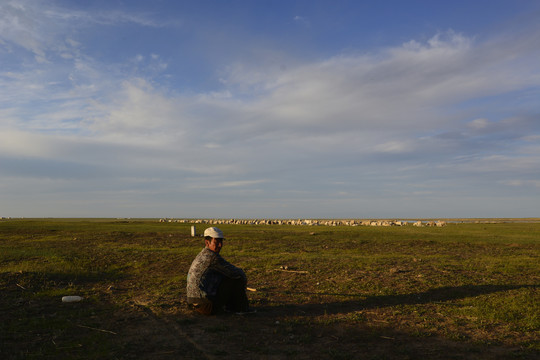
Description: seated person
186,227,252,315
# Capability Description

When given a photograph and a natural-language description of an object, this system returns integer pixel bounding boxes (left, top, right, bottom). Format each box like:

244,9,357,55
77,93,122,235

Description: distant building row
158,218,447,227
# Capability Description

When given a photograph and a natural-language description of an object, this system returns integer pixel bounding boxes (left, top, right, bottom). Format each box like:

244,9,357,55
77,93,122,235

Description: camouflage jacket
186,248,247,302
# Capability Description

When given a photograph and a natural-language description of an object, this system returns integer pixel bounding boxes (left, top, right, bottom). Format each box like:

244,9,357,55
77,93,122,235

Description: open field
1,219,539,359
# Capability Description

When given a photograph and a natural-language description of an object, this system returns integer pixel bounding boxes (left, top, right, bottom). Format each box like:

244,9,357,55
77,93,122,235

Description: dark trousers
191,277,249,315
213,277,249,313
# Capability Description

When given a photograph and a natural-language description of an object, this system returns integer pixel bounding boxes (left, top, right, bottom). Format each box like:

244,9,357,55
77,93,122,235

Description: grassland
0,219,538,359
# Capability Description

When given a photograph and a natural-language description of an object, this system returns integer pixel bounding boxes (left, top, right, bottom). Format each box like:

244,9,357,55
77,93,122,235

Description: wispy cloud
0,0,166,63
43,8,166,28
502,180,540,188
293,15,310,27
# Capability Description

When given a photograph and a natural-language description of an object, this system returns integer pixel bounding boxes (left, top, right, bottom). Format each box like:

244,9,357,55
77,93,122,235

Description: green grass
0,219,538,359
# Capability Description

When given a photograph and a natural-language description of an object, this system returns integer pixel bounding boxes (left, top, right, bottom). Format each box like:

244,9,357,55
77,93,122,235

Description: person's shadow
257,284,537,316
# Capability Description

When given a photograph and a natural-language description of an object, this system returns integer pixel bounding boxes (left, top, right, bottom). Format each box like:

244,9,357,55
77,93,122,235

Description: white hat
204,227,224,238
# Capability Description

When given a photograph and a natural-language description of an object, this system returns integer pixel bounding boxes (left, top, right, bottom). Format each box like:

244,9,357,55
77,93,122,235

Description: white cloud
468,118,489,129
205,30,538,155
42,5,166,28
89,79,178,134
188,179,268,190
373,140,416,154
293,15,310,27
0,1,47,59
509,180,540,188
0,130,56,158
522,135,540,142
0,0,166,66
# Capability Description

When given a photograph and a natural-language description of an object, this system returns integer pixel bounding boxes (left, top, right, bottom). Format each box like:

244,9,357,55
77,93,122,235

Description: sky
0,0,539,219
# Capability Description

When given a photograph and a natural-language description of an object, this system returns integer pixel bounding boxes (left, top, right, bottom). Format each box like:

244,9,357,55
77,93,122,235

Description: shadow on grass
260,284,538,316
175,284,540,359
0,271,207,360
0,270,128,295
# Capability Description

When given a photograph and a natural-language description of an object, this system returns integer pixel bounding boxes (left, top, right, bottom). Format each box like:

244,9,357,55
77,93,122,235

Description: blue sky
1,0,539,219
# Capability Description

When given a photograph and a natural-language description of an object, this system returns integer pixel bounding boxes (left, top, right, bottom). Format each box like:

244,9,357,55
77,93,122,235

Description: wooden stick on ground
275,269,309,274
77,324,117,335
